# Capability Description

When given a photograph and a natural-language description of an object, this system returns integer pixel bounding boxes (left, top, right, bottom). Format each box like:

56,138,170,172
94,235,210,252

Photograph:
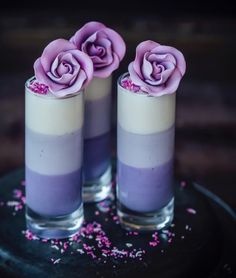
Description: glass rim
25,76,83,100
117,72,176,98
117,72,151,98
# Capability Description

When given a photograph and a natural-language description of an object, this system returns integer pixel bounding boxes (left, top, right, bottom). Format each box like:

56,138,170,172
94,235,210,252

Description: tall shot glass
117,74,175,231
82,76,112,202
25,77,84,239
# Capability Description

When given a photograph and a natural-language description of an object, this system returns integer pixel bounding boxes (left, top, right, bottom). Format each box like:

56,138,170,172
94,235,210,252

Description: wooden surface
0,12,236,211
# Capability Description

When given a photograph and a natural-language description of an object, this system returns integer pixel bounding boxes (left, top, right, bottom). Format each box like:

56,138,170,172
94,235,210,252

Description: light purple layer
25,128,83,173
26,167,82,216
117,159,174,212
118,124,174,167
84,94,111,139
83,132,111,181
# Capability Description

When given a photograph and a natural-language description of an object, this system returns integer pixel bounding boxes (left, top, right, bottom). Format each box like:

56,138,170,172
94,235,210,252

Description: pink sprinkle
21,196,26,204
121,77,141,93
28,81,49,95
112,215,118,221
13,189,23,199
63,242,69,250
95,211,100,216
25,230,34,240
149,242,158,247
186,208,197,215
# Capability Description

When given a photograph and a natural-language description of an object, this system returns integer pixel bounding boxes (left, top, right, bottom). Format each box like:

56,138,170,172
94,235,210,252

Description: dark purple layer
117,159,174,212
26,167,82,216
83,132,111,181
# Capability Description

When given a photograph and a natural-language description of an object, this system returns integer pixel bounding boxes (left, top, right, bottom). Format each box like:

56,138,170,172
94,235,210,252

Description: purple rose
128,40,186,96
70,21,126,78
34,39,93,97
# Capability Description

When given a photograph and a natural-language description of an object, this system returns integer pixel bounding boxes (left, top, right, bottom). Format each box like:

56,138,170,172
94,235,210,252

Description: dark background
0,2,236,210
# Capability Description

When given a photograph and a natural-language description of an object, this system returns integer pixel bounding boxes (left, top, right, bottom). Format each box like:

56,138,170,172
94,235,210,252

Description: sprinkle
13,189,23,199
28,81,49,95
149,242,158,247
51,245,60,251
121,77,141,93
53,258,61,264
126,243,133,248
186,208,197,215
95,210,100,216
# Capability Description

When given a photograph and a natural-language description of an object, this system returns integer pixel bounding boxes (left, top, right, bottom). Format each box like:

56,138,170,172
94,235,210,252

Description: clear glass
83,76,112,202
116,73,175,231
25,77,84,239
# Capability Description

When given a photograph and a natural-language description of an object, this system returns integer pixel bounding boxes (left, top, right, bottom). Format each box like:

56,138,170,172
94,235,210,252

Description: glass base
117,198,174,232
26,204,84,239
83,166,112,203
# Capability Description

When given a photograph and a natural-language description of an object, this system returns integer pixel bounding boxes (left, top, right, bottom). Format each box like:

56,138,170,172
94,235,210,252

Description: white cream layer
85,76,112,101
118,85,176,134
25,88,84,135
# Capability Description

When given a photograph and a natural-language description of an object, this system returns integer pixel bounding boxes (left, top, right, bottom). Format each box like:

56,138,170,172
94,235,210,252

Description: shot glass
117,73,175,231
83,76,112,202
25,77,84,239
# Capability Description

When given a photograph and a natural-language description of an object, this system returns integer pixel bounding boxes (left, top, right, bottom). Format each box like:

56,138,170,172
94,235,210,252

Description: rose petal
51,69,87,97
133,40,160,79
40,39,77,72
148,53,176,65
34,58,65,91
70,21,126,77
93,52,120,78
70,21,106,49
148,68,182,96
67,49,94,86
101,28,126,61
153,45,186,76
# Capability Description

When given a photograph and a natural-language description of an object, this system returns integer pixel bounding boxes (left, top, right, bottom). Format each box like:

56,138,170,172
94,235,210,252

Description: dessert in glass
70,21,126,202
25,39,93,239
117,40,186,231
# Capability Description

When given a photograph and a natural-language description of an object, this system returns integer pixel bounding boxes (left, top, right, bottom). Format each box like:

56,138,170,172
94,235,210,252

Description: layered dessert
70,21,126,202
117,85,175,212
117,40,186,230
25,38,93,238
83,76,112,181
25,79,84,216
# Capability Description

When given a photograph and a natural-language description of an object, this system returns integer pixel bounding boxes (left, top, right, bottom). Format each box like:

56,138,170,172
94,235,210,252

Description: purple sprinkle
186,208,197,215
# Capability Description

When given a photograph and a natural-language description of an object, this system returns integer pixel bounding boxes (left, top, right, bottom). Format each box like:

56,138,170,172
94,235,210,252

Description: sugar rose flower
70,21,126,78
34,39,93,97
128,40,186,96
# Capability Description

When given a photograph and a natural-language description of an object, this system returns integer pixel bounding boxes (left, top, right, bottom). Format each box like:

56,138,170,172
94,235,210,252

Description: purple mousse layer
118,124,174,167
84,94,111,139
25,128,83,173
117,159,174,212
83,132,111,181
26,167,82,216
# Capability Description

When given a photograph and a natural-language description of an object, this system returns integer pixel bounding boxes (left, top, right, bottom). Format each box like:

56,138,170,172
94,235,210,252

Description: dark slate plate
0,169,236,278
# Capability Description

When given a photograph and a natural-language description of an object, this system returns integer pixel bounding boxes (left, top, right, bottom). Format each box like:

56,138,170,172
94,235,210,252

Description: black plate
0,169,236,278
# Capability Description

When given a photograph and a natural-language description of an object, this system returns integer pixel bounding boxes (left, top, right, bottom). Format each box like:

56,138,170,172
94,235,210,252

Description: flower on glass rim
34,39,93,97
128,40,186,96
70,21,126,78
